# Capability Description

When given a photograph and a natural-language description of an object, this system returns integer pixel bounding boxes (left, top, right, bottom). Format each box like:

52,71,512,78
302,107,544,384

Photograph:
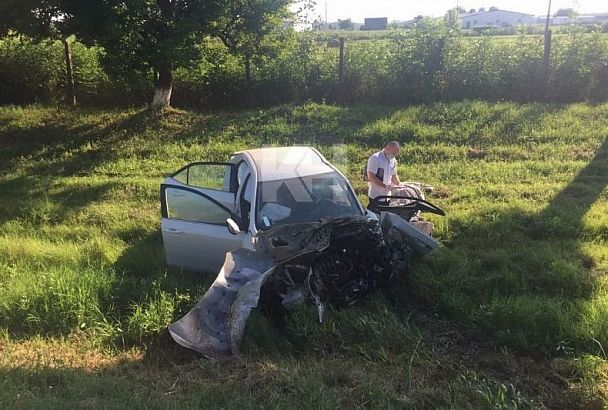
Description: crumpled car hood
168,249,276,358
169,216,438,358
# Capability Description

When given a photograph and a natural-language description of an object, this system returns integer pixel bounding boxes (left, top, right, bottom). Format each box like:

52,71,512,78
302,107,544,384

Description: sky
310,0,607,23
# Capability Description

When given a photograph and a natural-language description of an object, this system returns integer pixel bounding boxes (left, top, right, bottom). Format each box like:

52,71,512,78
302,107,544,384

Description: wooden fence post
338,37,345,83
543,0,552,100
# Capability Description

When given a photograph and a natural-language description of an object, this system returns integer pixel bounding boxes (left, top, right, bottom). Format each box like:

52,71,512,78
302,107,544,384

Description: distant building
460,9,536,29
538,13,608,26
566,13,608,25
548,16,571,25
595,13,608,24
362,17,388,31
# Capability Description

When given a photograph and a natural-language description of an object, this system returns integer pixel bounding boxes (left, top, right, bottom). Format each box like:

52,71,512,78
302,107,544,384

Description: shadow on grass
0,104,403,179
0,108,168,177
0,175,121,226
414,102,569,145
412,137,608,352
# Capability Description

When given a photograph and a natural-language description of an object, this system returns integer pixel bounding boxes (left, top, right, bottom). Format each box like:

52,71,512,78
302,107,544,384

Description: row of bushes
1,22,607,107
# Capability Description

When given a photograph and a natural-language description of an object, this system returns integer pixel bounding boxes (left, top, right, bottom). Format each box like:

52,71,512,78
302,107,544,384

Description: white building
538,13,608,26
460,9,536,29
572,14,608,25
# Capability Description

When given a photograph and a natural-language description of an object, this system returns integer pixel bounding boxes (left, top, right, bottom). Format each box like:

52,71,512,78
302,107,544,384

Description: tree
555,8,576,17
445,8,461,34
214,0,290,101
339,19,353,30
489,6,499,12
0,0,77,106
469,8,477,14
478,7,486,12
63,0,225,109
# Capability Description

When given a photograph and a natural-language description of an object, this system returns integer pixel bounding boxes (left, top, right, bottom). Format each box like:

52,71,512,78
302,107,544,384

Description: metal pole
545,0,552,35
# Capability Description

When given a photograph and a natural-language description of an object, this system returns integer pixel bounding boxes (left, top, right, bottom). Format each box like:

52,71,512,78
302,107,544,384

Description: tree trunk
62,37,76,108
151,66,173,109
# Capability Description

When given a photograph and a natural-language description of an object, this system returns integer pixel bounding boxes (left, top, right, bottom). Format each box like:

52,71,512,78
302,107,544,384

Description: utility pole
325,1,328,29
544,0,552,35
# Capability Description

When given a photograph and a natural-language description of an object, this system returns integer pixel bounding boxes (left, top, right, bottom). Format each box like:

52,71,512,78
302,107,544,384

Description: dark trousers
367,197,389,213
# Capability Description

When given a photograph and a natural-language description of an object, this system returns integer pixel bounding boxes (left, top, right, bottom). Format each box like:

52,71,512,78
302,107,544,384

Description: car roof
235,146,335,182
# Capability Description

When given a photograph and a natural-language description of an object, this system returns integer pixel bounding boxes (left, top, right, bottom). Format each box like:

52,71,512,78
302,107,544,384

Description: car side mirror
226,218,241,235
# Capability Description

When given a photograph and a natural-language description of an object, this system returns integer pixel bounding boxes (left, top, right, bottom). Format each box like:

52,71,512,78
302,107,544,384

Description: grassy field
0,101,607,408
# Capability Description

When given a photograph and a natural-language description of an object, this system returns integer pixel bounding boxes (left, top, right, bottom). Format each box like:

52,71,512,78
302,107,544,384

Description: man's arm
390,160,400,185
368,172,387,189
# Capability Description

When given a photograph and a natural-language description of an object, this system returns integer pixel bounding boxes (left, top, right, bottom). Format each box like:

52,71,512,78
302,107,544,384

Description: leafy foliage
64,0,223,75
1,18,608,106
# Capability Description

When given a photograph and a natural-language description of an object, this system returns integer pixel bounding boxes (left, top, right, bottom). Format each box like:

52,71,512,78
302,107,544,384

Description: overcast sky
309,0,607,23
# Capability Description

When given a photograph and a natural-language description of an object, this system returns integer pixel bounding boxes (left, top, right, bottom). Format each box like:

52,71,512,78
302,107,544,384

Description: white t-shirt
367,150,397,199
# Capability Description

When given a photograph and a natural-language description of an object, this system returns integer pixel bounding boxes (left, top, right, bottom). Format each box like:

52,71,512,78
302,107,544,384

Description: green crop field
1,101,607,408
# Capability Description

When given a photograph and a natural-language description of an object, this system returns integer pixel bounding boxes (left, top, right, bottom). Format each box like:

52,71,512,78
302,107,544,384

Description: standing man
367,141,401,212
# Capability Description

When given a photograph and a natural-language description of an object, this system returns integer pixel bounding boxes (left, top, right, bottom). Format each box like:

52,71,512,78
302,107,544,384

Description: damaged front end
169,214,441,359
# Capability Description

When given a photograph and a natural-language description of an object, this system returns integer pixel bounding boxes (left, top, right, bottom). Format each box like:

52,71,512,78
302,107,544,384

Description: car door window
171,162,236,192
162,185,232,225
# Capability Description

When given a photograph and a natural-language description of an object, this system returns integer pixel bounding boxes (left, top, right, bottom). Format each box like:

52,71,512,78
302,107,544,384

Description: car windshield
256,171,362,229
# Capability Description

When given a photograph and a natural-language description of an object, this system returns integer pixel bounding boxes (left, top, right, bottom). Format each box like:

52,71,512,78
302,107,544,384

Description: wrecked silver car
160,147,444,358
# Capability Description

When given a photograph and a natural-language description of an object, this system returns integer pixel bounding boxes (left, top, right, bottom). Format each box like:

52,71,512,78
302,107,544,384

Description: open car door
161,162,245,272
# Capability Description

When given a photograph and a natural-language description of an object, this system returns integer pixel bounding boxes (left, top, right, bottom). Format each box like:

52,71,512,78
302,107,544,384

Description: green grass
0,101,607,408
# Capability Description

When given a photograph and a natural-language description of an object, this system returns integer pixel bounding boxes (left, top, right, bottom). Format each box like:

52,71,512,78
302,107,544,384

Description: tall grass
0,101,606,406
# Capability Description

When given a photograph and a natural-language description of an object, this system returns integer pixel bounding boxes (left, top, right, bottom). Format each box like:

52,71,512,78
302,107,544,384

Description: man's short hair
385,141,400,149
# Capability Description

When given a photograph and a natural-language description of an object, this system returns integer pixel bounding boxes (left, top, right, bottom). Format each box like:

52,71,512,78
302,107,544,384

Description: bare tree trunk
62,37,76,108
151,66,173,109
